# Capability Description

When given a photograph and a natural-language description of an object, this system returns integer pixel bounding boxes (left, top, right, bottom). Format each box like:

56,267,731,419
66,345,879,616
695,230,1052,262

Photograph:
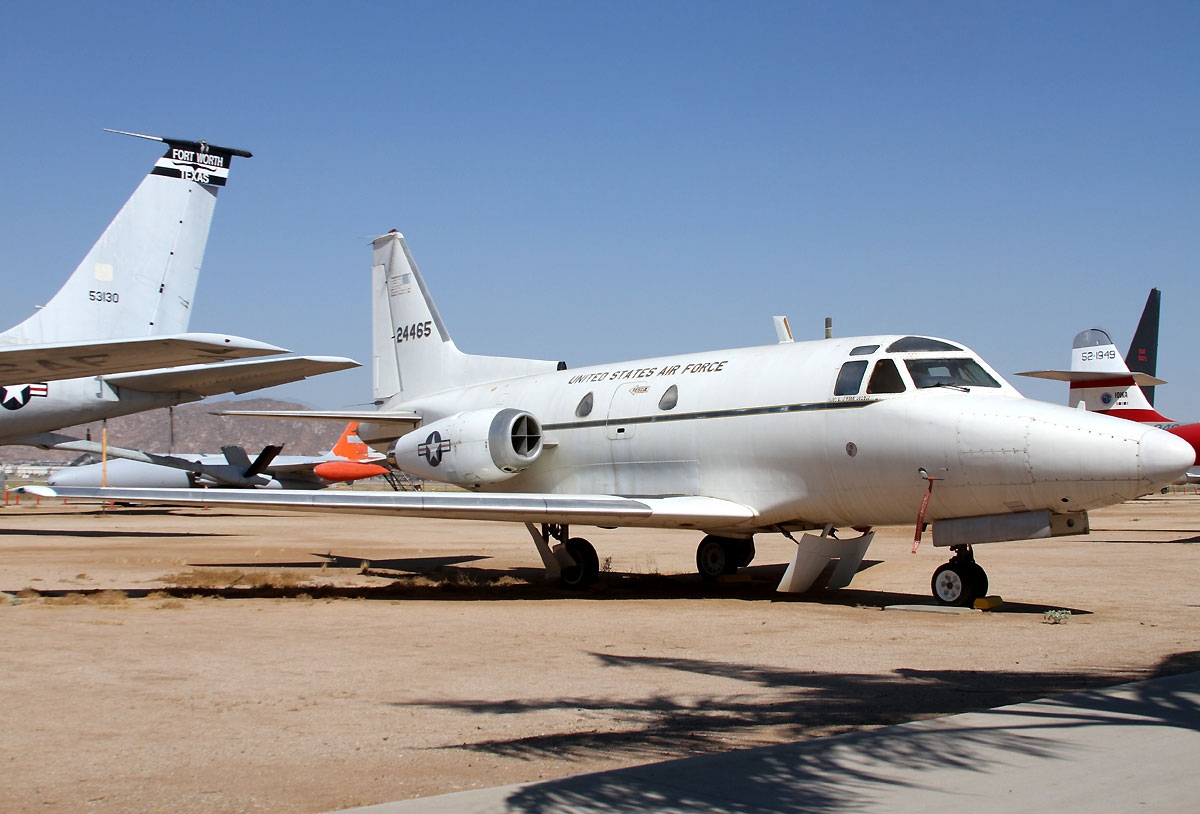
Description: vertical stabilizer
1125,288,1161,406
0,131,251,346
330,422,375,461
1067,329,1169,421
371,231,562,403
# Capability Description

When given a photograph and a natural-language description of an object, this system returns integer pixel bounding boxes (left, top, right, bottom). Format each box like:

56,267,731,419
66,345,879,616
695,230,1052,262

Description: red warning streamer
912,476,936,554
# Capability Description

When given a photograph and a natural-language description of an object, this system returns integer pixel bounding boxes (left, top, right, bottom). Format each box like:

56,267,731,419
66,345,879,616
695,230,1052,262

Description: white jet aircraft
0,131,358,451
39,232,1194,606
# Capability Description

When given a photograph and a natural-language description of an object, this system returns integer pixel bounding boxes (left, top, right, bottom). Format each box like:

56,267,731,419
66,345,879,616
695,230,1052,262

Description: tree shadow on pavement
401,651,1200,813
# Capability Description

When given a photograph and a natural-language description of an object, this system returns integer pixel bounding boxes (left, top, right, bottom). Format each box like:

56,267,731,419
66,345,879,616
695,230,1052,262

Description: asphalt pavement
335,669,1200,813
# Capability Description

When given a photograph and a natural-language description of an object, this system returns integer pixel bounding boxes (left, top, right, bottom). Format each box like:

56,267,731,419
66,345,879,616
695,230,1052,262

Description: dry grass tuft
145,591,186,610
158,568,308,590
43,590,128,607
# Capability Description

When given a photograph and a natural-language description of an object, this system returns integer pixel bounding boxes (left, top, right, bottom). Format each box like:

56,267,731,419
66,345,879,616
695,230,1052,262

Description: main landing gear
931,545,988,607
525,523,599,589
695,535,755,581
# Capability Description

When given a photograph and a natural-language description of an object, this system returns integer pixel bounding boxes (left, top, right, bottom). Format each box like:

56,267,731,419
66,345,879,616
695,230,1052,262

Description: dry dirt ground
2,492,1199,813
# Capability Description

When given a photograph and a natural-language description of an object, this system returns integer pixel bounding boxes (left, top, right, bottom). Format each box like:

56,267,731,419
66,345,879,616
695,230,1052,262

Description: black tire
560,537,599,589
696,535,730,581
966,562,988,599
931,562,980,607
734,539,756,568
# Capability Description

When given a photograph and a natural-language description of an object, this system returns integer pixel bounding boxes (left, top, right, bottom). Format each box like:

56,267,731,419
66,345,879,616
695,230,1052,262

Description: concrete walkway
337,670,1200,813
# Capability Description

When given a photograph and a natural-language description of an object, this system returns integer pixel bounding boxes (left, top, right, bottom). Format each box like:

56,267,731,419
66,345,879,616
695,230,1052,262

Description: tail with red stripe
1020,328,1171,422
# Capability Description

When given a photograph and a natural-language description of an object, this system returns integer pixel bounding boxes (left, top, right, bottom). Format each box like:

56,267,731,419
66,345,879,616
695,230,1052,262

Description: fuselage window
576,391,594,417
866,358,906,394
905,358,1001,389
834,360,869,396
658,384,679,411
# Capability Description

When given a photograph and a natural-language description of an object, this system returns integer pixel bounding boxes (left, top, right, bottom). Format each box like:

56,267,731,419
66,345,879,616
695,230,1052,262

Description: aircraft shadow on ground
1094,535,1200,547
8,555,1090,614
0,526,228,539
397,651,1200,814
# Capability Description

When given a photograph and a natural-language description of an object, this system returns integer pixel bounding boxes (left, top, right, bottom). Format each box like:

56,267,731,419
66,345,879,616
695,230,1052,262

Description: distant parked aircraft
0,131,357,452
49,423,393,490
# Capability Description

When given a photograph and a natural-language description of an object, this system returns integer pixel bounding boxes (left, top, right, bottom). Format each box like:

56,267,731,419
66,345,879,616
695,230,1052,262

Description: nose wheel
932,546,988,607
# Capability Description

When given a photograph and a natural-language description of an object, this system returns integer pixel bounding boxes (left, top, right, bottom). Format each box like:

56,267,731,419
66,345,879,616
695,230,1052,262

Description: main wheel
931,562,980,607
696,536,740,581
560,537,599,589
734,539,756,568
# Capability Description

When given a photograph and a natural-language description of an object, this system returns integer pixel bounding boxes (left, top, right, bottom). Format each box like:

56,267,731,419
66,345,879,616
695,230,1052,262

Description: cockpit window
849,345,879,356
905,358,1000,389
886,337,963,353
866,358,906,394
834,360,869,396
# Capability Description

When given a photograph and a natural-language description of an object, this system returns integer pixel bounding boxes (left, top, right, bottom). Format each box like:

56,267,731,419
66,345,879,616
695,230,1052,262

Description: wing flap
30,487,758,529
102,355,359,395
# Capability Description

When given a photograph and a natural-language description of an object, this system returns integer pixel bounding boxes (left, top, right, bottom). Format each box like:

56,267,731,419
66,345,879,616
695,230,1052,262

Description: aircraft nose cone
1139,428,1195,485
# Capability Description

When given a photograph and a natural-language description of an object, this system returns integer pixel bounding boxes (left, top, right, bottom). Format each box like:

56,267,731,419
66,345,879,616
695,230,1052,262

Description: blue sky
1,1,1198,417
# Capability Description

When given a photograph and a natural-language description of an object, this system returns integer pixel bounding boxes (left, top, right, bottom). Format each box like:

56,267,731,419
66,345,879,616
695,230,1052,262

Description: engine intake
388,408,543,485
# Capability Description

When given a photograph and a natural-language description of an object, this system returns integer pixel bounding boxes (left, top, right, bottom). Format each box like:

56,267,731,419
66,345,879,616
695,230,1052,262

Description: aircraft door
606,383,652,442
605,380,699,496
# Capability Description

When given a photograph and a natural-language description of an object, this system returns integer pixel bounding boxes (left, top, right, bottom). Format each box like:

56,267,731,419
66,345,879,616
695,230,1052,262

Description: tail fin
1125,288,1161,406
370,231,563,403
0,130,251,346
329,422,376,462
1066,329,1170,421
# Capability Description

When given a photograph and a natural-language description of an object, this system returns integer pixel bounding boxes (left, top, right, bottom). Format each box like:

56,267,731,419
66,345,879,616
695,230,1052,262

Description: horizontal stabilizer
1016,369,1167,386
102,355,359,396
29,487,758,530
213,409,421,425
0,333,285,382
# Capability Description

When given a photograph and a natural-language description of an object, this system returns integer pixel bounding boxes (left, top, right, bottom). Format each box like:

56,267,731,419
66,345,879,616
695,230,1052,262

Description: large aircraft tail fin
370,231,563,403
1125,288,1161,406
0,130,251,346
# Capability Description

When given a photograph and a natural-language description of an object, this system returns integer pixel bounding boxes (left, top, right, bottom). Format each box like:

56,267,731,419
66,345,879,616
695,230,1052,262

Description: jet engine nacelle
388,408,543,486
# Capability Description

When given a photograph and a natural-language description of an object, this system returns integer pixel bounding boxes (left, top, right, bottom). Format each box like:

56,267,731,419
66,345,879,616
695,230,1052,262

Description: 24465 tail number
396,321,433,343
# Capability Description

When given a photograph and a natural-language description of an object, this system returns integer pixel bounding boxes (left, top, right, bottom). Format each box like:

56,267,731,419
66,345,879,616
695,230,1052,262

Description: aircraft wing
0,333,286,382
27,486,759,529
101,355,359,396
1016,369,1167,386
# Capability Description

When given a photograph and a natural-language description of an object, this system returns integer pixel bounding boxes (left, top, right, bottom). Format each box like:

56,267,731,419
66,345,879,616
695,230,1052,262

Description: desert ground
2,492,1199,812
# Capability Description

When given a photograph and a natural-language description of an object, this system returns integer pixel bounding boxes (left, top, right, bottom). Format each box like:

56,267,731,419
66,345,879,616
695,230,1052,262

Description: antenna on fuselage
773,316,794,344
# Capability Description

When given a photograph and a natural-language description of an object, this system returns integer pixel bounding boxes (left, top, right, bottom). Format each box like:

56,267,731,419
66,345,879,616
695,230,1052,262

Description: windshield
904,358,1000,389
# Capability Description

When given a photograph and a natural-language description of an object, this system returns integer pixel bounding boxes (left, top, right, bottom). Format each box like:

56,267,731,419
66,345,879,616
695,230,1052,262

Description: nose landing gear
931,545,988,607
